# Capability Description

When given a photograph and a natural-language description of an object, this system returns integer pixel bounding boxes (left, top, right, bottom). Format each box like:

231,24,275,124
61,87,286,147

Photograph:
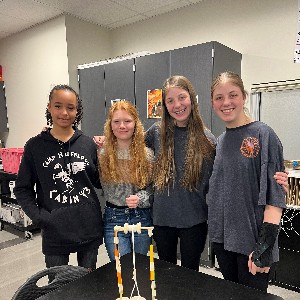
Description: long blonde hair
99,100,151,188
154,76,215,192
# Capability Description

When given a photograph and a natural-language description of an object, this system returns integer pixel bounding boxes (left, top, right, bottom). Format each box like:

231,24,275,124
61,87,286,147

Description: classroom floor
0,227,299,300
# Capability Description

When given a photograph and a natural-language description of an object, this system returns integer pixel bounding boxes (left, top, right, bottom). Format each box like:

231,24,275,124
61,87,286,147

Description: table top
38,253,283,300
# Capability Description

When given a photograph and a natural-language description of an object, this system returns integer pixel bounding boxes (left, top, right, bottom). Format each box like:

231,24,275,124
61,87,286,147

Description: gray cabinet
135,51,170,130
170,41,241,137
78,65,106,137
105,59,135,104
77,41,241,268
78,41,241,136
78,59,135,138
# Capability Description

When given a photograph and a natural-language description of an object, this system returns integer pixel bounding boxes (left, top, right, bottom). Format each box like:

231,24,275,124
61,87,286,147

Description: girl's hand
274,171,289,193
93,136,105,148
248,252,270,275
126,195,140,208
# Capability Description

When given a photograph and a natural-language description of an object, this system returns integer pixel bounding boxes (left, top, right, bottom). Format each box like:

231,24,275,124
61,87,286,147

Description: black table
38,253,283,300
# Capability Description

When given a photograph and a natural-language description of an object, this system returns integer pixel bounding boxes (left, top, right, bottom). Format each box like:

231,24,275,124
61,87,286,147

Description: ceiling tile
142,0,192,18
0,0,62,22
0,13,33,33
112,0,185,13
73,2,138,27
108,14,149,29
0,0,208,40
0,31,11,40
187,0,205,4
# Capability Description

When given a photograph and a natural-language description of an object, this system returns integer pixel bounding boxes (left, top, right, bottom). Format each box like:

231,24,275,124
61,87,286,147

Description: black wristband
251,222,280,268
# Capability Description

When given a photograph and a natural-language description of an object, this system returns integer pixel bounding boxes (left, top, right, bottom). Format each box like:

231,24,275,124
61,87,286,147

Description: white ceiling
0,0,205,41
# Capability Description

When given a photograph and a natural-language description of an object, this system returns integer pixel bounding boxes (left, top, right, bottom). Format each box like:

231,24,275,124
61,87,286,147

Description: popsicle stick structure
114,222,157,300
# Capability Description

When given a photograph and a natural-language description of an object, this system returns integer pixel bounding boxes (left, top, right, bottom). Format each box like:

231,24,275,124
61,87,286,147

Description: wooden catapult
114,222,157,300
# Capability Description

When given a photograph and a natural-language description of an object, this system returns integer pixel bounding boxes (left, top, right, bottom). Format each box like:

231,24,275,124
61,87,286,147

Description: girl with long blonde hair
98,100,154,261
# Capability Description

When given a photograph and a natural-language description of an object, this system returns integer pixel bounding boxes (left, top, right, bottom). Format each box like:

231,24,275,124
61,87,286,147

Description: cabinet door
78,66,106,137
279,208,300,251
275,248,300,292
169,40,214,268
0,82,8,132
135,52,170,130
212,41,242,138
170,42,214,132
274,208,300,291
104,59,135,105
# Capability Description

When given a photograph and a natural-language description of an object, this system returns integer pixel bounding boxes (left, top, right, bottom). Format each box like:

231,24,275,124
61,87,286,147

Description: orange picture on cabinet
147,89,162,119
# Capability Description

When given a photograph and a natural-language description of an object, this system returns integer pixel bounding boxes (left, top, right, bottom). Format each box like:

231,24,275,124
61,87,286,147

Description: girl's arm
248,205,282,275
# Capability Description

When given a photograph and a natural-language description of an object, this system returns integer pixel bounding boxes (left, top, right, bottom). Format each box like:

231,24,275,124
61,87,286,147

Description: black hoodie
14,128,103,255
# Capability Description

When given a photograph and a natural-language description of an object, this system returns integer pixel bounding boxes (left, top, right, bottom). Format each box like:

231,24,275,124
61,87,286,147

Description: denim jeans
104,206,153,261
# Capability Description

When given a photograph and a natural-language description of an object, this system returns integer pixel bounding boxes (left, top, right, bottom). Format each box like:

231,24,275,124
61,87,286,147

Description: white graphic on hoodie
45,152,91,204
53,163,74,191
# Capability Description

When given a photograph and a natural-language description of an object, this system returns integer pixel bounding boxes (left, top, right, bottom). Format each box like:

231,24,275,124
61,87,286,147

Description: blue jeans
104,206,153,261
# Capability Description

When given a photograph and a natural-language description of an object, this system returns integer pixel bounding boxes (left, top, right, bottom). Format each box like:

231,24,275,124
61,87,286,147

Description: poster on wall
147,89,162,119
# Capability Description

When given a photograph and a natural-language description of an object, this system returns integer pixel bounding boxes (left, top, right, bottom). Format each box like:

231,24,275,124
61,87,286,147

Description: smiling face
111,109,135,145
47,90,77,129
164,87,192,127
212,81,246,128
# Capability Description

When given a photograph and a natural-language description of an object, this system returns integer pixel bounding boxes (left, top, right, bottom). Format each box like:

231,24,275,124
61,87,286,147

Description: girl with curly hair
15,85,103,276
98,100,154,260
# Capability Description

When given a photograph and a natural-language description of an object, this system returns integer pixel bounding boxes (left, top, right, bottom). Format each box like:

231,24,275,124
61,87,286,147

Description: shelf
0,170,38,238
0,219,36,231
0,193,16,202
287,170,300,178
286,204,300,210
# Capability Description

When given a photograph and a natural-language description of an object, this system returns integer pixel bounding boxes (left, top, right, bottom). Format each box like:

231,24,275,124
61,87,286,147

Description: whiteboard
260,89,300,160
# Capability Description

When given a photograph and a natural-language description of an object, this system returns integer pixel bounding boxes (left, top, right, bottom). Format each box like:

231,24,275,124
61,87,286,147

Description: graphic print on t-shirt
240,137,260,158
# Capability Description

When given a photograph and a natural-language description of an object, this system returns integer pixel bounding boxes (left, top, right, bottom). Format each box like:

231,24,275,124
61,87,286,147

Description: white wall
0,15,112,147
65,15,111,91
0,16,69,147
110,0,300,92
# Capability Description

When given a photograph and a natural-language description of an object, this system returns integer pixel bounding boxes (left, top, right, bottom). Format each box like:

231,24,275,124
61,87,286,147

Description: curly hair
154,75,215,192
45,84,83,127
99,100,152,189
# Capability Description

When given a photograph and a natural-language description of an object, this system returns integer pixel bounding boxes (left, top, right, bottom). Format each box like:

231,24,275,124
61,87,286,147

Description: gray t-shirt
208,121,286,261
145,122,216,228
